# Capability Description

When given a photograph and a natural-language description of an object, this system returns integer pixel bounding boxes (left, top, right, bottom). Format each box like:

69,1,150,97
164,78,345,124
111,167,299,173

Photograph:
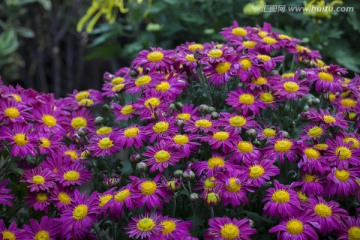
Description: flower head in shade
57,163,92,187
0,99,31,124
60,190,99,240
132,47,174,72
325,136,360,169
97,188,115,216
195,175,218,198
337,217,360,240
130,176,170,210
297,172,325,197
133,90,168,120
325,167,359,198
202,129,238,153
253,53,284,72
203,58,237,87
126,71,163,94
230,139,261,164
242,159,280,187
297,145,328,174
309,109,348,129
64,107,95,136
175,104,200,122
184,114,214,133
300,123,327,141
0,219,26,240
125,213,163,239
145,117,178,142
226,88,265,115
37,132,63,155
192,154,237,177
269,215,319,240
111,102,135,121
271,71,310,100
145,73,186,100
214,112,258,132
23,216,60,240
40,155,71,175
263,180,301,218
67,89,103,107
22,167,55,192
159,216,192,239
26,191,51,212
166,133,201,157
205,217,256,240
50,186,73,211
0,123,37,158
235,56,261,82
305,196,348,235
174,49,198,72
307,66,344,93
0,180,15,207
117,125,147,149
143,140,182,173
87,133,120,157
32,101,66,135
61,145,81,162
110,184,137,219
264,136,298,163
220,21,251,41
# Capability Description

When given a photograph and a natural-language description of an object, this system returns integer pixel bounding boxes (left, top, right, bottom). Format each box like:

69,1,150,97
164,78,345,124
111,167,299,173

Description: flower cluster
0,21,359,239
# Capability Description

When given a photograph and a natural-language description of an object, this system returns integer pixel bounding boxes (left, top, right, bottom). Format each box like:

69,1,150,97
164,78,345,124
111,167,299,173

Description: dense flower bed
1,21,360,239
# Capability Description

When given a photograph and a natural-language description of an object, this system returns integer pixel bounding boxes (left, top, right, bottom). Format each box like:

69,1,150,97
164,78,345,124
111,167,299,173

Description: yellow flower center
304,173,316,182
204,177,216,190
243,40,256,49
75,91,90,101
335,147,352,160
249,165,265,178
349,112,357,119
272,190,290,203
141,181,157,195
297,191,308,202
341,98,357,107
39,137,51,148
58,192,71,204
2,231,16,240
79,99,93,106
257,54,271,61
213,131,229,141
286,220,304,235
215,62,231,74
314,143,328,150
304,148,320,159
173,134,189,145
229,116,246,127
344,137,360,149
239,58,252,70
96,126,112,135
258,30,268,37
145,97,161,109
114,189,131,202
147,51,164,62
185,54,196,62
71,117,87,130
176,113,191,121
220,223,240,240
65,150,78,160
206,192,220,204
4,107,20,118
33,175,45,184
226,178,241,192
208,49,223,58
318,72,333,82
274,140,292,152
121,105,134,115
263,128,276,137
135,75,152,87
153,121,169,133
335,169,350,181
282,73,295,79
13,133,28,146
42,114,57,127
314,203,332,218
124,127,140,138
263,36,277,44
34,230,50,240
99,194,113,207
323,115,336,123
283,81,300,92
111,84,125,92
348,226,360,240
260,92,274,104
279,34,292,40
208,157,225,169
73,204,88,221
195,119,212,128
296,45,310,53
252,77,267,85
111,77,124,85
137,218,156,231
154,150,171,162
239,94,255,104
98,137,114,149
11,94,22,102
156,81,170,92
36,192,48,202
63,170,80,181
188,43,204,52
307,126,323,137
237,141,253,153
232,27,247,36
161,220,177,234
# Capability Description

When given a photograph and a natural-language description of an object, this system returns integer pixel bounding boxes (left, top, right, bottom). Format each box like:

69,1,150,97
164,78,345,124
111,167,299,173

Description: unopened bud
136,162,147,172
199,104,209,113
206,192,220,206
176,119,184,126
299,70,307,79
182,171,191,181
246,129,257,138
253,139,261,147
190,193,199,201
175,102,183,110
271,70,279,75
303,104,310,111
211,112,219,119
129,69,139,78
174,170,184,179
167,180,181,191
169,103,176,110
130,153,141,163
249,219,255,228
281,131,289,138
95,116,103,125
208,107,216,113
77,128,88,136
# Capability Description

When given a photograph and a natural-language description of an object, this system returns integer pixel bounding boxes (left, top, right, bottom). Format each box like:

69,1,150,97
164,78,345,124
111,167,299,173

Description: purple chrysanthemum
23,216,60,240
22,167,55,192
125,213,163,239
205,217,256,240
0,180,15,206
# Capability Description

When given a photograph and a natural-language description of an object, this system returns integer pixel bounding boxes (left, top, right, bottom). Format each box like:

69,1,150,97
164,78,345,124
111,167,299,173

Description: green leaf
15,27,35,38
37,0,51,10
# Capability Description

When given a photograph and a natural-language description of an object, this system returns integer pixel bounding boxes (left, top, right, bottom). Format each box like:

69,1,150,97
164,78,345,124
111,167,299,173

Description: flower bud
94,116,103,125
281,131,289,138
182,171,191,181
199,104,209,113
249,219,255,228
246,129,257,138
253,139,261,147
303,104,310,111
174,170,184,179
167,180,181,191
208,107,216,113
176,119,184,126
190,193,199,201
211,112,219,119
130,153,141,163
271,70,279,75
77,128,88,137
206,192,220,206
129,68,139,78
299,70,307,79
169,103,176,110
136,162,147,172
175,102,183,110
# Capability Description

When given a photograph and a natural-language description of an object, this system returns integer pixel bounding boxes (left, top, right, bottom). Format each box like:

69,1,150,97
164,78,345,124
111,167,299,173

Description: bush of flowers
1,21,360,240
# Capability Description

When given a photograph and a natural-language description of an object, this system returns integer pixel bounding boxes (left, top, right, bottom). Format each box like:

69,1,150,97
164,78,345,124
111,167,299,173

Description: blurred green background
0,0,359,97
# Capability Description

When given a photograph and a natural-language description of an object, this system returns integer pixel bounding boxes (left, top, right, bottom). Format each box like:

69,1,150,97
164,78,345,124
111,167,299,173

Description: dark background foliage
1,0,359,97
